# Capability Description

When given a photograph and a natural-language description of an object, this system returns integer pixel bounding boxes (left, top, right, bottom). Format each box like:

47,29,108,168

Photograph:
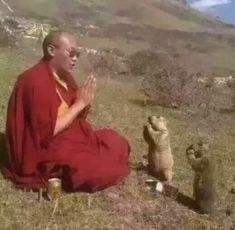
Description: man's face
50,35,79,75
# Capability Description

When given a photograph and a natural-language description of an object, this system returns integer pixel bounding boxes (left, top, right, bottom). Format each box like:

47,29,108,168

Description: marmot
143,116,174,184
186,140,216,215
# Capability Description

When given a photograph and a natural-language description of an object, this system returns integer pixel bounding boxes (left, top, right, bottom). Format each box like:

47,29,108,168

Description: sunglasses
66,48,80,58
51,44,80,58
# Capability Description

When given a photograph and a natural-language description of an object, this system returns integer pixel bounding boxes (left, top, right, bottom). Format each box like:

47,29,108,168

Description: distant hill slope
2,0,235,75
5,0,235,32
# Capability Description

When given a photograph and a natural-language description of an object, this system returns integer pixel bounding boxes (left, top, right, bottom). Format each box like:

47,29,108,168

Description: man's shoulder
18,61,45,79
17,60,51,87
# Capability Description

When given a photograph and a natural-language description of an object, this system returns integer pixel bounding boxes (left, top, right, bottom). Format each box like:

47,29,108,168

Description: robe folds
2,60,130,192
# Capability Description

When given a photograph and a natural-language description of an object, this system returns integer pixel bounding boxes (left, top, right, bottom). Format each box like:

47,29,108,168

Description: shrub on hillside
141,66,212,108
128,50,162,76
128,50,213,108
78,48,129,77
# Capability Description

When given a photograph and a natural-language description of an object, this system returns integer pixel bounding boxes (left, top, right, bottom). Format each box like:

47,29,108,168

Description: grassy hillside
6,0,235,75
0,0,235,229
3,0,235,76
6,0,235,32
0,48,234,229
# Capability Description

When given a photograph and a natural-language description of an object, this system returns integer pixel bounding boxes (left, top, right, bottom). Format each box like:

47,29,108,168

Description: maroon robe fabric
2,60,130,192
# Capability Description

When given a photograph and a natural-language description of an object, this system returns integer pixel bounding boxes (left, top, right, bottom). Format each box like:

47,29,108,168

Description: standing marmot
186,140,216,215
143,116,174,184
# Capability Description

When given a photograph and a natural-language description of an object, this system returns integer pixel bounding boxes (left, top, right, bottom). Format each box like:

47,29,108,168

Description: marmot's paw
186,145,195,155
186,148,195,156
147,123,153,131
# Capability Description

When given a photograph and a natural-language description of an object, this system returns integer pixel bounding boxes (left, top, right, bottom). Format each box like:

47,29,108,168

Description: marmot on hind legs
143,116,174,184
186,141,216,215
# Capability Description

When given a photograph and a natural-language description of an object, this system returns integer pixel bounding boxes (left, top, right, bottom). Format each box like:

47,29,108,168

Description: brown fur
186,141,216,215
143,116,174,184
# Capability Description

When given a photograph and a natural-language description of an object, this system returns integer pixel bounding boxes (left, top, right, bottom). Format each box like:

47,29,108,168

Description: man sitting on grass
2,31,130,192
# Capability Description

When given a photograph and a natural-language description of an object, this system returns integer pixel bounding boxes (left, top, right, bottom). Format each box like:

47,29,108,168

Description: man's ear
47,45,55,57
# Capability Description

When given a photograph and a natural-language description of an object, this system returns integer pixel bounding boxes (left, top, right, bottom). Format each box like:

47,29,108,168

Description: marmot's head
187,141,210,158
197,140,210,157
148,116,168,131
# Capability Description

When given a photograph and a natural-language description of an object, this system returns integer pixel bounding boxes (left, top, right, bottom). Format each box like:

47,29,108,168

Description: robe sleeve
22,74,58,149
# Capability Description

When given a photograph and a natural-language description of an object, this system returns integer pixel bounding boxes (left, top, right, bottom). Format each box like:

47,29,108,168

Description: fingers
90,75,96,95
91,78,96,101
82,75,91,88
85,75,96,97
79,74,96,105
83,74,96,89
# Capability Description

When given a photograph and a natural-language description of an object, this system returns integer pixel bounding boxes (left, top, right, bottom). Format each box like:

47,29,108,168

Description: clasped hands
75,74,96,109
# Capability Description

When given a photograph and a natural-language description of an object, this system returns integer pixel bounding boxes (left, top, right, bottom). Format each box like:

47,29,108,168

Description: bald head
42,31,75,60
42,31,78,75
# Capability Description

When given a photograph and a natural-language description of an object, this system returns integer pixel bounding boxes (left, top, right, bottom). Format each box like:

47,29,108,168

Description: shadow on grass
218,108,235,114
175,192,201,213
128,99,157,108
0,132,7,168
139,167,202,213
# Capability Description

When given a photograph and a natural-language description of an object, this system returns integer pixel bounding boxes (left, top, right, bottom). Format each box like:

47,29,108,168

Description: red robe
2,60,130,192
